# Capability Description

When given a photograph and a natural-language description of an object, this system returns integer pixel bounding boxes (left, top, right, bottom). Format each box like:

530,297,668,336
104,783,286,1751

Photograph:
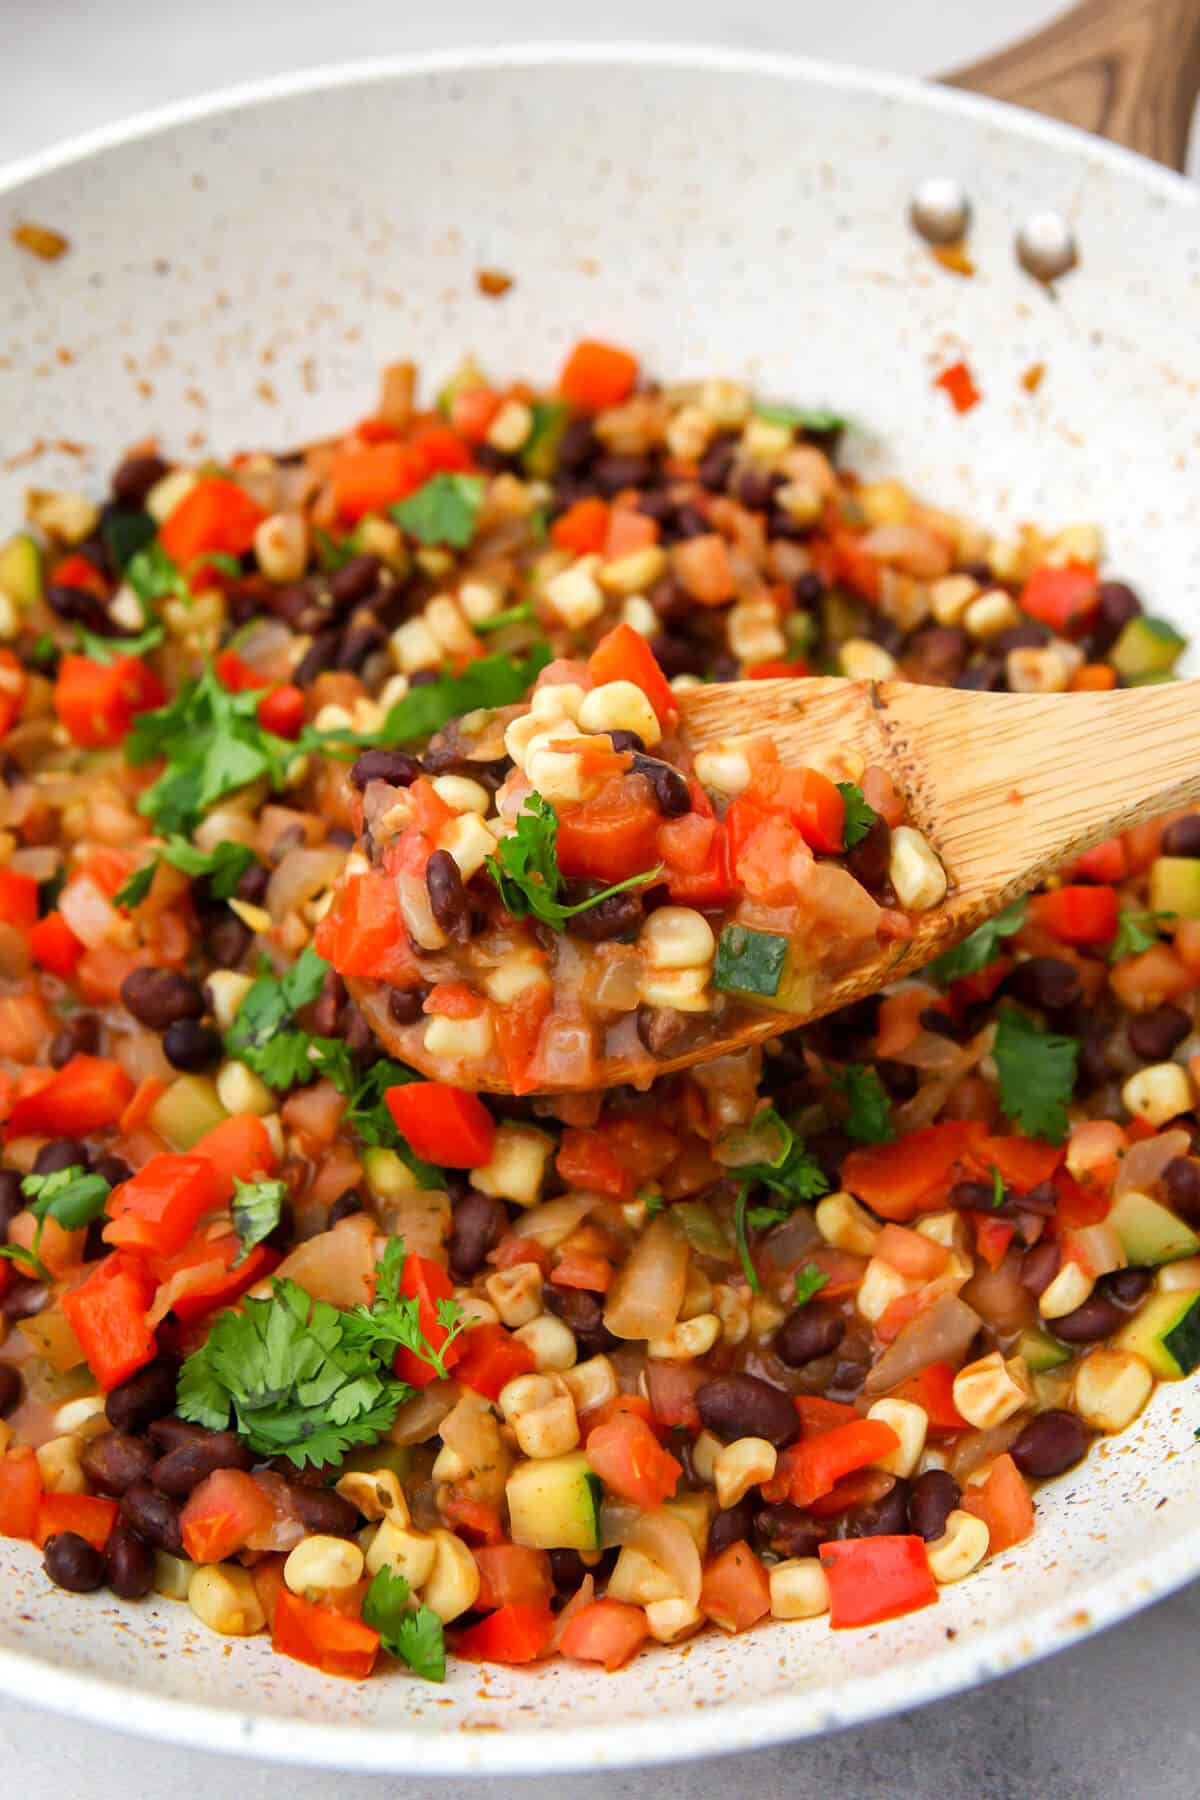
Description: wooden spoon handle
944,0,1200,171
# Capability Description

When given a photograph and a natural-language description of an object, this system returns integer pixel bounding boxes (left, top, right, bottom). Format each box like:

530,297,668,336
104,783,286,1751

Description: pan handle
944,0,1200,171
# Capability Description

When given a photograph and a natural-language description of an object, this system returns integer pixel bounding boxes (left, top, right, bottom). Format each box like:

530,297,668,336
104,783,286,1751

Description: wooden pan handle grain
944,0,1200,171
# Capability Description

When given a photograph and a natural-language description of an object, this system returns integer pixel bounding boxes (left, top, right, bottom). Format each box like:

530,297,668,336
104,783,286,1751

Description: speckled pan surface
1,42,1198,1774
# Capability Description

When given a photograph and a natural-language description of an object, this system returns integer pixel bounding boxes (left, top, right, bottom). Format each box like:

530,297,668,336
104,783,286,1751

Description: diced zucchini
1108,1189,1200,1266
822,587,868,645
149,1075,226,1150
153,1551,195,1601
1149,856,1200,922
713,925,789,999
337,1442,413,1480
1016,1326,1072,1374
506,1451,602,1552
102,508,156,574
521,400,569,479
0,533,43,609
670,1200,735,1262
1109,616,1186,681
362,1146,421,1201
1116,1290,1200,1378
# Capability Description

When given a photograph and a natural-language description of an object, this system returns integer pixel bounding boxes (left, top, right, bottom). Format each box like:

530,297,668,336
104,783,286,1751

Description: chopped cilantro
114,836,255,910
362,1566,446,1682
993,1003,1079,1145
231,1177,287,1266
991,1166,1006,1210
836,782,878,850
313,525,364,573
308,646,551,759
223,946,333,1091
125,541,187,610
724,1111,830,1292
340,1238,467,1379
77,622,165,665
927,900,1026,986
1,1165,112,1280
1110,909,1175,963
830,1063,895,1145
101,508,156,573
391,473,485,548
640,1190,665,1218
486,793,661,931
474,601,534,634
307,1047,439,1184
29,634,59,672
793,1263,829,1307
755,403,847,433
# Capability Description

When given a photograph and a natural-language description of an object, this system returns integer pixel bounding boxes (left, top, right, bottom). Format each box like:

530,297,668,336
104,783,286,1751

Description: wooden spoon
359,675,1200,1092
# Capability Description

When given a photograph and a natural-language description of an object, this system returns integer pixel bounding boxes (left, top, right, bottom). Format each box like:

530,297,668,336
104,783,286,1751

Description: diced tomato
699,1541,771,1635
644,1359,706,1430
974,1214,1017,1272
559,340,639,412
960,1452,1035,1554
34,1492,119,1554
552,1251,613,1293
159,477,266,568
314,869,415,984
968,1136,1063,1192
745,765,845,854
384,1082,494,1169
819,1536,938,1628
4,1054,133,1143
191,1113,278,1201
0,1451,42,1540
54,654,164,749
48,554,109,599
551,497,611,555
472,1545,553,1613
794,1395,860,1436
659,803,737,907
1053,1170,1110,1229
725,801,807,904
440,1494,506,1546
745,657,812,678
452,1323,536,1403
556,1127,629,1201
876,1223,949,1281
603,505,659,558
61,1255,156,1391
149,1231,277,1326
1069,836,1128,884
257,684,306,738
214,648,259,692
889,1361,968,1433
1019,561,1099,634
0,649,27,737
449,385,503,443
390,1254,465,1388
423,981,485,1019
671,533,735,605
554,776,663,885
494,983,552,1097
456,1602,556,1666
103,1153,224,1257
587,623,677,728
0,869,38,932
487,1235,551,1276
273,1589,380,1680
181,1469,277,1564
585,1413,681,1508
560,1598,649,1671
935,359,981,414
331,441,427,523
841,1121,986,1222
1029,885,1119,946
763,1419,899,1508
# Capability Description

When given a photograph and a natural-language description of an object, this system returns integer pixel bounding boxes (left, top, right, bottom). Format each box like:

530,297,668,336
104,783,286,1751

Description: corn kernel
647,1312,721,1359
1039,1259,1095,1320
645,1596,704,1643
577,679,662,747
254,512,308,583
714,1437,777,1509
437,812,497,880
840,638,897,680
930,573,980,626
188,1565,266,1636
666,404,715,462
366,1516,437,1587
1006,643,1082,694
424,1010,493,1061
638,968,712,1012
640,906,716,970
426,595,478,657
514,1393,580,1459
487,398,534,454
964,589,1020,639
699,379,751,429
1122,1062,1193,1128
284,1534,365,1596
390,616,442,673
926,1509,990,1584
514,1312,578,1371
562,1354,617,1414
888,826,948,911
422,1529,481,1622
471,1124,554,1207
607,1545,680,1606
598,547,667,599
620,594,659,637
856,1256,920,1325
335,1468,410,1526
952,1350,1033,1430
866,1398,928,1477
728,598,786,664
544,557,605,629
430,773,491,816
768,1558,830,1620
526,745,588,805
216,1058,273,1117
1074,1347,1153,1432
816,1190,881,1257
485,1263,544,1329
693,741,753,797
36,1435,85,1494
205,970,254,1032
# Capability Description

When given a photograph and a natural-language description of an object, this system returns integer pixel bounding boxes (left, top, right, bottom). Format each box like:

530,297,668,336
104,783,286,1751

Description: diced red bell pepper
55,654,164,749
967,1135,1063,1192
28,911,86,978
552,1251,613,1293
449,386,504,443
0,1451,43,1540
560,1599,649,1671
1053,1169,1111,1229
765,1419,899,1508
699,1541,772,1634
587,623,678,728
807,1468,897,1519
104,1152,224,1257
330,442,429,523
819,1536,938,1628
1029,885,1118,945
841,1120,987,1222
935,359,981,415
214,648,260,692
273,1588,380,1679
0,649,28,737
455,1600,555,1665
35,1491,119,1553
190,1113,278,1201
158,476,266,567
1070,836,1128,884
559,340,639,412
257,684,306,738
585,1413,681,1508
745,765,845,854
313,870,414,982
494,983,552,1097
974,1214,1017,1272
550,497,611,554
4,1053,134,1142
452,1322,536,1402
62,1255,157,1391
724,800,809,904
181,1469,277,1563
794,1395,860,1436
745,657,812,679
0,869,38,931
390,1254,465,1388
959,1452,1034,1554
48,554,109,600
472,1545,553,1613
384,1082,494,1169
149,1231,277,1326
889,1361,968,1434
1020,562,1099,634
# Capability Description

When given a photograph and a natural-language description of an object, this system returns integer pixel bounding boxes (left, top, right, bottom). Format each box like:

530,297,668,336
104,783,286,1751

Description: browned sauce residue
1021,362,1047,394
476,268,514,298
12,221,70,261
932,243,975,278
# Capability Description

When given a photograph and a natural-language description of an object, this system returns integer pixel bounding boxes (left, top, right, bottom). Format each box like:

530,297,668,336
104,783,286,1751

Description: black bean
1161,816,1200,859
1020,1241,1061,1298
151,1432,253,1497
0,1363,21,1417
557,417,598,473
1130,1006,1190,1069
707,1499,758,1558
877,1059,920,1101
636,490,675,525
1004,957,1082,1014
351,748,423,791
0,1171,23,1236
631,753,690,818
1089,580,1142,656
635,1004,689,1056
48,1013,101,1068
607,729,646,755
910,625,969,683
111,453,170,508
846,816,892,892
592,454,652,495
955,657,1006,693
119,1482,183,1555
105,1525,155,1599
564,884,644,943
265,580,329,633
327,1187,364,1227
425,848,471,942
754,1503,823,1560
992,622,1048,654
335,618,386,673
120,966,206,1032
735,468,778,511
284,1481,359,1536
449,1191,509,1280
92,1155,131,1189
33,1137,90,1176
162,1020,221,1072
697,439,737,491
293,627,340,688
1163,1156,1200,1219
1010,1409,1089,1479
44,583,113,634
105,1358,181,1435
949,1179,997,1213
908,1469,961,1541
696,1374,800,1448
147,1417,207,1452
845,1477,910,1539
1013,1180,1059,1217
43,1531,105,1593
1105,1267,1153,1307
388,984,430,1026
548,1547,587,1591
807,1127,853,1189
0,1281,46,1322
1078,1020,1114,1088
773,1302,845,1368
544,1284,618,1354
674,504,711,540
329,553,384,609
81,1431,156,1497
710,652,740,683
1050,1292,1124,1344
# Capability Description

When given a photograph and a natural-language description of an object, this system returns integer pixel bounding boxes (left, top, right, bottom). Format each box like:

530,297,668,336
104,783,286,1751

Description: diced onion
1114,1127,1190,1198
627,1507,702,1608
59,874,126,948
266,845,347,924
599,1499,641,1549
863,1293,982,1397
603,1217,688,1341
271,1213,377,1308
388,1383,456,1445
517,1196,596,1249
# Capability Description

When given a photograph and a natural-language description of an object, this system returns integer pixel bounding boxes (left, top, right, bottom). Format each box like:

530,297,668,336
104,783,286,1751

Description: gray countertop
0,2,1195,1795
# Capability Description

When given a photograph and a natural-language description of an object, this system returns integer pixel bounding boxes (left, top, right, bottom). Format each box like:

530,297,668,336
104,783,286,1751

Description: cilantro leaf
341,1239,469,1380
474,601,534,635
231,1177,286,1266
126,541,187,609
794,1263,829,1307
224,946,332,1091
362,1566,446,1682
77,622,165,665
114,837,255,910
723,1111,830,1292
307,1048,440,1182
304,646,551,760
487,794,661,931
755,404,847,433
836,782,879,850
991,1166,1006,1209
640,1190,665,1218
391,473,485,548
313,526,364,573
1109,909,1175,963
2,1165,113,1281
830,1063,895,1145
993,1003,1079,1144
927,900,1027,986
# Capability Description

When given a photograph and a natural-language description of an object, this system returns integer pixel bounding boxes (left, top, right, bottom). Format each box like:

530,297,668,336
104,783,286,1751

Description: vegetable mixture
0,339,1195,1684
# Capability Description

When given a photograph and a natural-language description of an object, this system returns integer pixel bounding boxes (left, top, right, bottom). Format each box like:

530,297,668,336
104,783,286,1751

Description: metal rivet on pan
1016,211,1078,282
909,176,970,245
